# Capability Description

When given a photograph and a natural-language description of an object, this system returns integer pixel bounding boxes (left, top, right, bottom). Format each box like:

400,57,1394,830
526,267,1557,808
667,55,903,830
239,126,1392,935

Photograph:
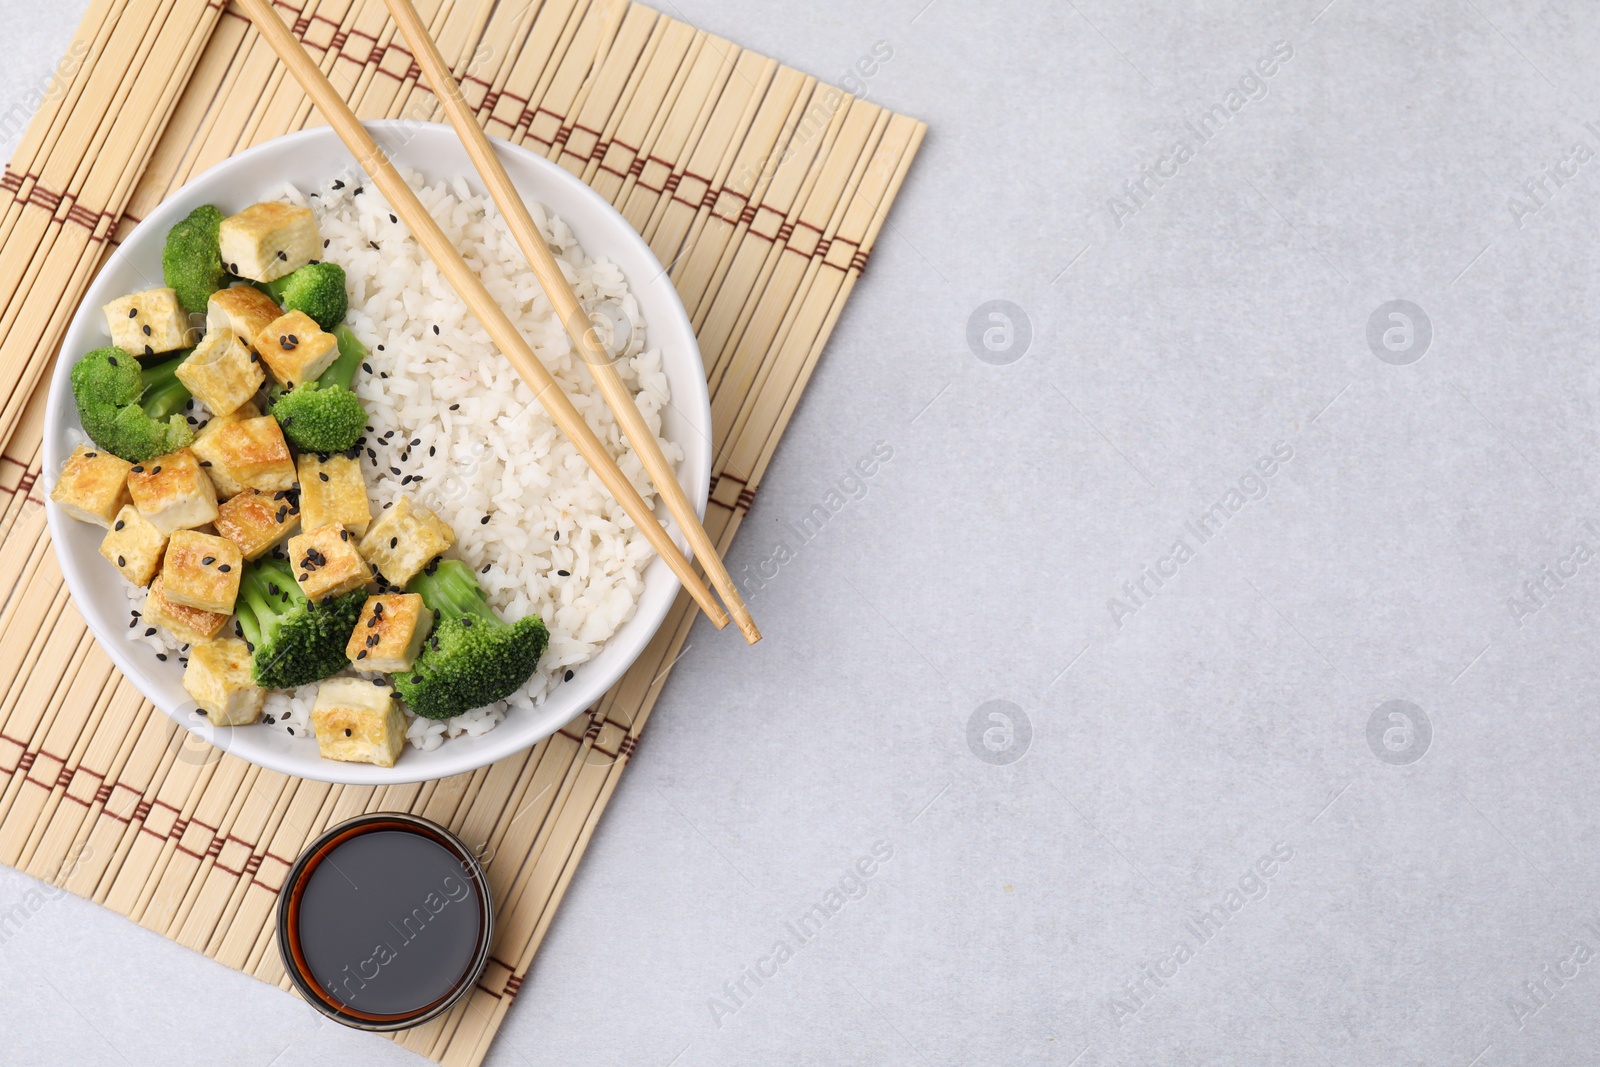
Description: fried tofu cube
298,453,371,536
160,530,243,614
143,575,230,644
49,444,133,527
102,287,188,356
174,328,263,417
214,488,299,561
197,415,295,493
190,400,260,498
182,638,263,727
344,593,432,672
311,677,406,767
357,496,455,586
219,202,320,284
255,311,339,388
206,285,281,348
288,523,371,602
126,449,218,534
98,505,167,587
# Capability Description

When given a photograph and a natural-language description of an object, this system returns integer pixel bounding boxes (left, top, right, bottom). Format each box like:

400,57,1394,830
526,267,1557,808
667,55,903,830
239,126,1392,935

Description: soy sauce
278,815,493,1030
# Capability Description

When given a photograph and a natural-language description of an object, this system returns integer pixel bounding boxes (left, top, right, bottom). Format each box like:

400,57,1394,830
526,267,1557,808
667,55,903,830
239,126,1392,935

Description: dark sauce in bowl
278,814,493,1030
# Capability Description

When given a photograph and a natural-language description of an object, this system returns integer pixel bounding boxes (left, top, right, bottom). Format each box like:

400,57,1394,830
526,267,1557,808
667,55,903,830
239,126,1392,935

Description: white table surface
5,1,1599,1063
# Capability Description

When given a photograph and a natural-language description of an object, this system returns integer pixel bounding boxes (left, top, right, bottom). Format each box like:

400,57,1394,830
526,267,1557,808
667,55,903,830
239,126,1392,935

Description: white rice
121,169,676,751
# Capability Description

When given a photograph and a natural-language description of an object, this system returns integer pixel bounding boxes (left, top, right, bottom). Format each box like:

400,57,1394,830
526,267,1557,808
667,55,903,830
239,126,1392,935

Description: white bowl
42,122,709,785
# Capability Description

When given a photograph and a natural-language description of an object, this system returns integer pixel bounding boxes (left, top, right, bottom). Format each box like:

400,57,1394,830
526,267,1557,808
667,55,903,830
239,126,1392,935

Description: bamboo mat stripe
0,1,922,1063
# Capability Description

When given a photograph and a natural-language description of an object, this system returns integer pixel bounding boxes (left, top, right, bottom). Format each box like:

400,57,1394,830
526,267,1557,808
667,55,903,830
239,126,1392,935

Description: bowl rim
42,120,710,785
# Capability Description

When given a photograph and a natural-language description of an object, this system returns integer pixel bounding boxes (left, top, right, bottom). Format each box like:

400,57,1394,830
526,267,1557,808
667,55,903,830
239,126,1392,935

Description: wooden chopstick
380,0,761,646
233,0,732,632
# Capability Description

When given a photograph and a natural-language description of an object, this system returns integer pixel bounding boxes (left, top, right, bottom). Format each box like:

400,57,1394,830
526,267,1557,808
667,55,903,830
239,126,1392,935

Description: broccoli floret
395,560,548,720
263,261,347,329
270,323,367,454
162,205,228,317
70,347,195,462
235,557,368,690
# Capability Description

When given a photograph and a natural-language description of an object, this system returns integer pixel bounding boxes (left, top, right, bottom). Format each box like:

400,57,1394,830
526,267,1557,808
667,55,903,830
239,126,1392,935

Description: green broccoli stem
237,558,300,647
322,324,366,391
139,353,192,419
408,560,505,627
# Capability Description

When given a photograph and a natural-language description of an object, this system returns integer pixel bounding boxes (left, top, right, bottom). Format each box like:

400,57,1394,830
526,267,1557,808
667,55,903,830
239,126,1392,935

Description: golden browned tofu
288,523,371,602
143,575,230,644
218,202,319,283
214,488,299,560
182,638,263,727
161,530,243,614
357,495,455,587
206,285,281,348
200,415,295,493
190,400,261,498
255,310,339,388
49,444,133,527
311,677,406,767
297,453,370,536
126,449,218,534
174,328,263,417
102,287,187,356
98,505,167,587
344,593,432,672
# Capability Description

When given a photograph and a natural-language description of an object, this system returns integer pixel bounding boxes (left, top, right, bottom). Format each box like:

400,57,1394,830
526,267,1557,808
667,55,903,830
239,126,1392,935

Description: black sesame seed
319,472,329,482
129,619,137,629
564,670,574,682
142,324,152,336
199,460,211,467
157,653,167,661
144,627,156,636
362,362,372,373
127,308,138,318
377,345,385,352
144,345,153,356
368,615,379,628
152,465,161,475
369,241,380,250
432,324,441,336
389,537,397,548
373,678,386,687
356,650,367,660
428,447,435,457
114,519,124,531
449,403,459,411
388,213,397,223
286,727,294,735
557,569,570,577
553,531,560,540
323,238,331,248
201,556,215,565
367,634,379,647
390,466,401,476
219,564,231,572
345,728,352,736
354,187,364,196
482,564,490,573
461,617,473,628
264,715,275,725
480,515,489,525
108,356,119,367
116,555,126,566
131,465,143,473
277,250,287,260
333,179,345,189
85,451,97,459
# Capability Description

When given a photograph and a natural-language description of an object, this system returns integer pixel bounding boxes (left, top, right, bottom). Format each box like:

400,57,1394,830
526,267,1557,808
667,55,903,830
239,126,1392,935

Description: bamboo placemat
0,1,922,1062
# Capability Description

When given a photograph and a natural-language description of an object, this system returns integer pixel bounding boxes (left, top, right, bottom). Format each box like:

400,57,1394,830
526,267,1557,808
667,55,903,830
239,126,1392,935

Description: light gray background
2,0,1597,1063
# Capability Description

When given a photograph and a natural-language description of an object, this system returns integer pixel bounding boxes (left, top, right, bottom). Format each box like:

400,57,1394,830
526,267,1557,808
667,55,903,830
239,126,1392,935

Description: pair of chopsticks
236,0,759,644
